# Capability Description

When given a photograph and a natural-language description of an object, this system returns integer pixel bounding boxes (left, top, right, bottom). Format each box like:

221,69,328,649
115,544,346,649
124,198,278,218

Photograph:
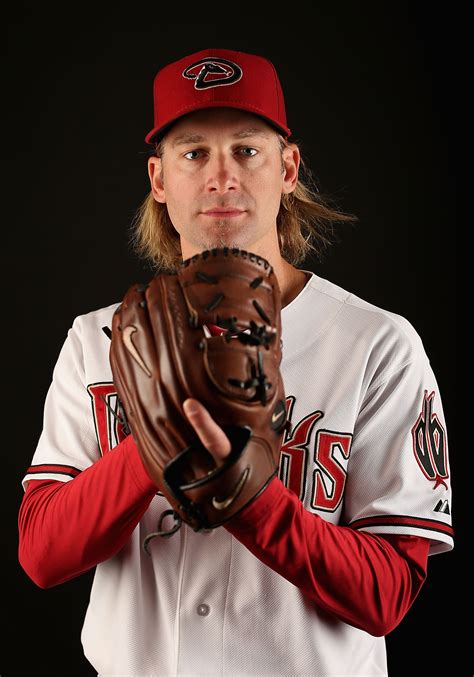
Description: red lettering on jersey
412,389,449,489
278,397,324,501
87,383,129,456
310,430,352,512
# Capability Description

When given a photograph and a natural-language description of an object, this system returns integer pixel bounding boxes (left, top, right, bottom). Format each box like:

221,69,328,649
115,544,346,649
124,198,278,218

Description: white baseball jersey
22,269,454,676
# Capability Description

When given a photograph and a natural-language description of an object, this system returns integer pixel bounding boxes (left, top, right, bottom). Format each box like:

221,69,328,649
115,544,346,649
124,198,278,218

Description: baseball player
18,48,454,676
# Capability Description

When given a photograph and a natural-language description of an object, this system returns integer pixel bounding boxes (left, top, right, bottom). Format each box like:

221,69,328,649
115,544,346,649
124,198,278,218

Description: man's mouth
202,209,246,217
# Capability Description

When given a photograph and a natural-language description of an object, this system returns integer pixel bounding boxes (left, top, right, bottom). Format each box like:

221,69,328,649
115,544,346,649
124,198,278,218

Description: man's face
148,107,299,259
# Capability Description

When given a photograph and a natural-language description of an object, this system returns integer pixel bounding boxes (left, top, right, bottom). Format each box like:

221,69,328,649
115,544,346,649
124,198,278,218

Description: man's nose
205,153,239,192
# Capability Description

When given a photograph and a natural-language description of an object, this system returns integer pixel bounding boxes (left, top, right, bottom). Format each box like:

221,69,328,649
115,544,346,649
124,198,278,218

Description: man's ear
148,156,166,203
281,143,300,195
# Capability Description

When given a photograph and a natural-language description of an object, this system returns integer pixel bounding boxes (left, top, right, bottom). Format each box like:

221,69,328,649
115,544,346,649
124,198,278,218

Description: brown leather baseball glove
109,247,290,552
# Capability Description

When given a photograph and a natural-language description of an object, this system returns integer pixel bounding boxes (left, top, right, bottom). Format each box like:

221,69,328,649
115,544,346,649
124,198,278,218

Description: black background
5,4,467,676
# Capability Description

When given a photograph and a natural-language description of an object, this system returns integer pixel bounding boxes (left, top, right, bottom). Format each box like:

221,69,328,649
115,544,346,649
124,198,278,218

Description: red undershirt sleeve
19,440,429,637
224,475,430,637
18,434,158,588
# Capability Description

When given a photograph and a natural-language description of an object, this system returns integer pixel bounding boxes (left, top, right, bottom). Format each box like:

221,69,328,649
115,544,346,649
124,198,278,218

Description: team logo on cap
183,57,243,90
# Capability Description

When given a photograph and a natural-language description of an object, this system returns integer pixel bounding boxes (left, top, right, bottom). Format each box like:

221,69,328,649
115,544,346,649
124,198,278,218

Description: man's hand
183,398,232,463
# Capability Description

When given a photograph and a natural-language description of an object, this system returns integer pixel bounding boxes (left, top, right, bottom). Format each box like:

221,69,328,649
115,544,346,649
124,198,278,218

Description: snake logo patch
412,390,449,489
183,57,243,90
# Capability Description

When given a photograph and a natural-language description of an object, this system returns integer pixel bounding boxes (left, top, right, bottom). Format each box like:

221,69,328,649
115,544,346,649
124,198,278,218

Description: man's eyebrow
172,128,270,147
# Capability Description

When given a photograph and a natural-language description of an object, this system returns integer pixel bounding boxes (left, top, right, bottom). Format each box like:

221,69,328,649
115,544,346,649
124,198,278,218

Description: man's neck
272,258,309,309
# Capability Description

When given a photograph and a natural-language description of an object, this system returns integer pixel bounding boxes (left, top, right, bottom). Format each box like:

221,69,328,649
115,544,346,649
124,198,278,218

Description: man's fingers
183,399,232,462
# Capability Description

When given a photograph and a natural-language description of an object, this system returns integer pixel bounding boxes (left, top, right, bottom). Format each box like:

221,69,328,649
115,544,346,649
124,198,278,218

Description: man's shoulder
69,301,122,340
304,272,426,358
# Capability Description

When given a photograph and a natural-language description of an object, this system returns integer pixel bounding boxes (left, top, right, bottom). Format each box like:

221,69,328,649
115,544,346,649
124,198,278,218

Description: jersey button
197,603,210,616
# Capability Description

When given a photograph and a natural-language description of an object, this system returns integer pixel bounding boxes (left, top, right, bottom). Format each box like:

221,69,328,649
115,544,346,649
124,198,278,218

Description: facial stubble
194,216,245,251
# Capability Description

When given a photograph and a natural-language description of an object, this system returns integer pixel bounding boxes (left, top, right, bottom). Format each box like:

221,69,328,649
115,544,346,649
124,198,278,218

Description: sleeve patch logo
411,390,449,489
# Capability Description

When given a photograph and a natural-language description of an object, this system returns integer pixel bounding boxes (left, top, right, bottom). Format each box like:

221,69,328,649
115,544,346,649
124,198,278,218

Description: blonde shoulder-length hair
130,133,359,273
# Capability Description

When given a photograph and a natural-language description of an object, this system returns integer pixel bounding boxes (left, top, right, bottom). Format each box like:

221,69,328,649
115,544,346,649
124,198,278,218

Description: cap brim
144,102,291,145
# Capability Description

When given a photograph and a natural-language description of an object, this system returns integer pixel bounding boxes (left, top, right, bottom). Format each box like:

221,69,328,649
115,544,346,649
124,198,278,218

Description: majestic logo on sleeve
183,57,243,90
412,390,449,489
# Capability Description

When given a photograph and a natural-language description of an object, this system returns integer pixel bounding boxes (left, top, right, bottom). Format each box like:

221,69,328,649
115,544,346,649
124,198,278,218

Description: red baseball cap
144,48,292,145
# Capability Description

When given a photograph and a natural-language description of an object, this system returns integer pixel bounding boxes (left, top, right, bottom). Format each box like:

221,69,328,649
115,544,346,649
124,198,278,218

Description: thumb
183,398,232,462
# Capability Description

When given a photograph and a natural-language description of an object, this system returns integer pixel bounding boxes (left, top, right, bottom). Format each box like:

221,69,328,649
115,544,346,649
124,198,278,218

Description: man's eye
183,147,258,160
183,149,202,160
239,147,258,157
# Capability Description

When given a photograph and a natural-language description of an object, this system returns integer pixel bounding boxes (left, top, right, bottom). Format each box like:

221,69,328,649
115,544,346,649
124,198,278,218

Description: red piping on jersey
350,514,454,538
18,434,429,637
25,463,82,479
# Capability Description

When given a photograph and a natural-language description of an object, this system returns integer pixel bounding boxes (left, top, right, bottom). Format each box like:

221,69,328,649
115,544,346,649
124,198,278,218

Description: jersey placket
175,525,233,675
